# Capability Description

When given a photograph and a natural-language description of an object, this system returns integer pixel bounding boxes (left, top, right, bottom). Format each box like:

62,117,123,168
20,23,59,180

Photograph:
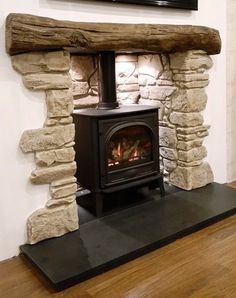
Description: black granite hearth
20,183,236,291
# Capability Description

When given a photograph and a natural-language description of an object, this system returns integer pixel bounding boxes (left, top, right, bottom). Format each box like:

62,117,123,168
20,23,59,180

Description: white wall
227,0,236,182
0,0,227,261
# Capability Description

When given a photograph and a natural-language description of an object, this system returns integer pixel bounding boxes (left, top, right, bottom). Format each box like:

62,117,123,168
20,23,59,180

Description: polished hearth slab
20,183,236,291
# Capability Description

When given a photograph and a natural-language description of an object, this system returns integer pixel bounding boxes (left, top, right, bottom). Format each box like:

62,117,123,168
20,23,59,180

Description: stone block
172,89,207,112
169,112,204,127
117,91,140,104
44,118,58,127
116,61,137,84
35,147,75,167
74,95,99,109
177,139,203,151
173,73,209,82
50,183,78,199
178,160,202,167
12,51,70,74
51,176,77,187
176,81,209,89
46,195,76,208
138,54,163,78
160,147,178,161
170,50,213,71
164,107,171,117
197,131,209,138
163,158,177,172
169,162,214,190
59,117,73,125
176,125,210,135
173,70,196,74
149,86,177,101
159,126,177,148
43,116,73,127
140,87,149,99
138,98,162,106
89,86,99,96
160,54,170,70
23,73,72,90
138,74,156,86
157,79,174,86
117,84,140,92
30,162,77,184
177,134,197,141
159,121,175,129
89,71,98,86
70,55,95,81
20,124,75,153
46,89,74,118
27,200,79,244
72,81,89,97
120,75,138,85
159,71,173,81
65,141,75,148
178,146,207,162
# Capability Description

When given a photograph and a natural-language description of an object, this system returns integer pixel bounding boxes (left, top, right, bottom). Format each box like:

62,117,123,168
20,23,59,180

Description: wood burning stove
73,51,164,217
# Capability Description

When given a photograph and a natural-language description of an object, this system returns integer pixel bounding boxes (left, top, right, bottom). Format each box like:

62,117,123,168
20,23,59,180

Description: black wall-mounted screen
94,0,198,10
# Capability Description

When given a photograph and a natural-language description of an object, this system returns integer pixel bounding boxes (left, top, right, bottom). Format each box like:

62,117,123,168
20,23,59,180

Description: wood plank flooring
1,183,236,298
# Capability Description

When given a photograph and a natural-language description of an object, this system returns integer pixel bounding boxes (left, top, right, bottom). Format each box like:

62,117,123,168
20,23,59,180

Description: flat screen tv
94,0,198,10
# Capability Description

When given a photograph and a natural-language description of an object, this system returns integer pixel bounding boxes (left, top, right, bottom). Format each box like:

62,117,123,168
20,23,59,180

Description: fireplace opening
73,51,164,217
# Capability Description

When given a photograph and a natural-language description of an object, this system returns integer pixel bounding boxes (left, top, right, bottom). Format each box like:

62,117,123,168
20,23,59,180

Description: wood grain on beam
6,13,221,56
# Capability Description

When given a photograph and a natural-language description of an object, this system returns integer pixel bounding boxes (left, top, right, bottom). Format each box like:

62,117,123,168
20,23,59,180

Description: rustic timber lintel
6,13,221,56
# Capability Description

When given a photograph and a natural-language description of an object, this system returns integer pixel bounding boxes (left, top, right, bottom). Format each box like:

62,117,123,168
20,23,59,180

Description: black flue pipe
97,51,119,110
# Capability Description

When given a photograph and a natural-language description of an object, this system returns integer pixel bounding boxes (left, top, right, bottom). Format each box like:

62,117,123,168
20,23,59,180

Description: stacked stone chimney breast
6,13,221,244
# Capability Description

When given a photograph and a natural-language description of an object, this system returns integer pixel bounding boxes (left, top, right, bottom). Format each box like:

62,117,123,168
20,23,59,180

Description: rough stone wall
70,54,140,107
70,55,99,109
137,51,213,189
137,53,177,179
70,51,214,190
15,50,214,243
168,51,214,189
12,51,79,244
116,55,140,104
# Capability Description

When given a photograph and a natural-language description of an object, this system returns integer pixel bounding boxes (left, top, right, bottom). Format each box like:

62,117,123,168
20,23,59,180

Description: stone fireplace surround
6,13,221,244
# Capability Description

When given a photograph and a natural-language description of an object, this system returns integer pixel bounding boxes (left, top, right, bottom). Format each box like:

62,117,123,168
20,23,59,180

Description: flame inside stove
108,137,151,168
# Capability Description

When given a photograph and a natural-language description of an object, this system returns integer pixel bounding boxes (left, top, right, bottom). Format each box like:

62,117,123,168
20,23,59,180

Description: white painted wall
226,0,236,182
0,0,227,261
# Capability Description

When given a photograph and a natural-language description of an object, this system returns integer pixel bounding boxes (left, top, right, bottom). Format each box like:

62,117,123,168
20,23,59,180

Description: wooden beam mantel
6,13,221,56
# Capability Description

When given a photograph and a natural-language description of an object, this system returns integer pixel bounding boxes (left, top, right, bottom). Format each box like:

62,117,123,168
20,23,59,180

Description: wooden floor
1,183,236,298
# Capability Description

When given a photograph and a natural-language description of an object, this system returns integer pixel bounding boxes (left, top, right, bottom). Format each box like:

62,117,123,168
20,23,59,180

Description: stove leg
158,176,165,197
149,176,165,197
95,193,103,218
